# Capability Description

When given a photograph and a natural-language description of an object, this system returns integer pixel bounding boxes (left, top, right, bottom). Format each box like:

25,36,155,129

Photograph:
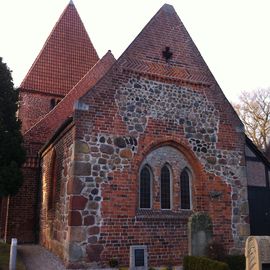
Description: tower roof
20,2,99,96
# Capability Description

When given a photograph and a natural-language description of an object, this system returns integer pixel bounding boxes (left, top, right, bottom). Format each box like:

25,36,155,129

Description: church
1,1,270,268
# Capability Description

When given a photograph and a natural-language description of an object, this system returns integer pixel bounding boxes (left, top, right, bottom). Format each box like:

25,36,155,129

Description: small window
161,165,171,209
50,99,56,110
130,245,148,269
180,168,191,209
139,166,151,209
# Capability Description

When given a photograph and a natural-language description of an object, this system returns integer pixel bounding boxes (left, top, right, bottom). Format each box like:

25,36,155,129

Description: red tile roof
20,2,99,96
118,4,214,86
24,51,115,143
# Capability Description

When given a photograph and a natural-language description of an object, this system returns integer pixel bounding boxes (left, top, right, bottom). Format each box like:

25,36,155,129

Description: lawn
0,242,26,270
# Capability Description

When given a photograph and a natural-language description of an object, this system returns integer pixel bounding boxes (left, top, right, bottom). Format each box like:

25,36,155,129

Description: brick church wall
40,124,75,261
5,163,40,243
14,3,250,268
60,69,248,267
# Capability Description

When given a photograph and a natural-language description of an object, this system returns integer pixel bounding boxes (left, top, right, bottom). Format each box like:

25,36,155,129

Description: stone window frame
139,165,153,209
130,245,148,270
180,167,192,210
160,163,173,210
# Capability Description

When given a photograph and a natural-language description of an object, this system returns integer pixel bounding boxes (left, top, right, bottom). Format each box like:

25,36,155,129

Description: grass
0,242,26,270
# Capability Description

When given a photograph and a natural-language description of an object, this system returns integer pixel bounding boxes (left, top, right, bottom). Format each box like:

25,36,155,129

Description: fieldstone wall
115,77,248,250
68,77,248,267
68,134,139,266
40,131,74,263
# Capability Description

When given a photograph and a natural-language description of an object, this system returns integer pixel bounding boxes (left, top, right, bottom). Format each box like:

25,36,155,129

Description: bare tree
233,88,270,151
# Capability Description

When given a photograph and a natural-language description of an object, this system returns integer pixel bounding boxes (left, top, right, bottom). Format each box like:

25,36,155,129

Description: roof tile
20,2,99,95
24,51,115,143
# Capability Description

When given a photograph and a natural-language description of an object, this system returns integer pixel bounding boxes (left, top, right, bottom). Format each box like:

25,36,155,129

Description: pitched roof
118,4,214,85
24,51,115,144
20,2,99,96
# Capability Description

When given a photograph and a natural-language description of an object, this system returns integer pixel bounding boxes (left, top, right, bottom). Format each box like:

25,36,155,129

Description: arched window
161,165,171,209
180,168,191,209
139,166,151,209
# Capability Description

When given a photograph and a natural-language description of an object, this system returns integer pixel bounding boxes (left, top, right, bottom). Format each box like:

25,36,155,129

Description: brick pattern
62,72,247,267
24,51,115,143
40,125,74,261
4,52,115,244
20,2,99,95
6,165,40,243
18,91,63,133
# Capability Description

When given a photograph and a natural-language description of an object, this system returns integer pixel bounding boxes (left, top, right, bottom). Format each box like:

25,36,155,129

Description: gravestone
188,212,213,256
245,236,270,270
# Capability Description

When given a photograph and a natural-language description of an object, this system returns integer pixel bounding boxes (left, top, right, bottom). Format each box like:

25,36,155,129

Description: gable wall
65,66,249,267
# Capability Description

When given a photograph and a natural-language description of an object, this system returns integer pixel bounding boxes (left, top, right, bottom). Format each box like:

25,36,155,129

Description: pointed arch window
161,165,171,209
180,168,191,209
139,166,152,209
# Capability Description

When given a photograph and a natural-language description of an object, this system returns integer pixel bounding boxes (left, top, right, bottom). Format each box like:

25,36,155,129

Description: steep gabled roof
20,1,99,96
114,4,242,130
118,4,214,85
24,51,115,144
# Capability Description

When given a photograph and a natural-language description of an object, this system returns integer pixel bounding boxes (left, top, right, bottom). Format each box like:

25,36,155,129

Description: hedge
183,256,229,270
223,255,245,270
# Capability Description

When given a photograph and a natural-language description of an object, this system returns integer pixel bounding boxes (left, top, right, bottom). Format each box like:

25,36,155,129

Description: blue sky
1,0,270,102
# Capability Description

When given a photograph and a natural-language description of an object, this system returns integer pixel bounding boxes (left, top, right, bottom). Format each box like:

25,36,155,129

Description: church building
1,1,270,268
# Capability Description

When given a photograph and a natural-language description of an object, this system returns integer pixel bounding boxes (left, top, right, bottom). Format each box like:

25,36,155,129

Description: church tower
18,1,99,132
1,1,101,243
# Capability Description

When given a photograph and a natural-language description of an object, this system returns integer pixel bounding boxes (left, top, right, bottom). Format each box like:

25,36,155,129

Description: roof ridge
115,4,179,65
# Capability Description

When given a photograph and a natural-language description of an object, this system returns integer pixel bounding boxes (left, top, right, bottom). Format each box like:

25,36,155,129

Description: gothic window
139,166,152,209
180,168,191,209
161,165,171,209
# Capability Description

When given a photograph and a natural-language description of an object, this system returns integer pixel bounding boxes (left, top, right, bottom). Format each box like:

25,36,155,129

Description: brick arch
133,138,205,181
133,138,206,211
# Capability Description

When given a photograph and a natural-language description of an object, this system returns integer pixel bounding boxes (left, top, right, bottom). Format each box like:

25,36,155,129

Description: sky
1,0,270,103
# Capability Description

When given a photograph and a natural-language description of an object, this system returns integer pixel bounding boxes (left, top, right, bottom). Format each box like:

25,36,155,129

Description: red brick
70,196,88,210
68,211,82,226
